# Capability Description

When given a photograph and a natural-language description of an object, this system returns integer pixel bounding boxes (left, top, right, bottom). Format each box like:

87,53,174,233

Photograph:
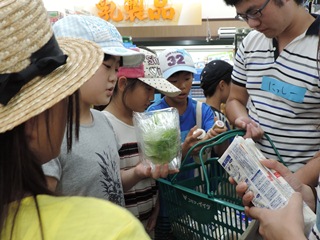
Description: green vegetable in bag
133,107,181,168
143,128,180,164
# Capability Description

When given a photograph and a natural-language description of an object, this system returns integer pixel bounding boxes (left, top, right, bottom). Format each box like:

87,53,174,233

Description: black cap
200,60,233,96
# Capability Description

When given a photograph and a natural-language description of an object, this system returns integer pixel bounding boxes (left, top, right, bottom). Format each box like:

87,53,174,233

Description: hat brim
138,77,181,97
0,37,103,133
163,66,197,79
101,47,145,67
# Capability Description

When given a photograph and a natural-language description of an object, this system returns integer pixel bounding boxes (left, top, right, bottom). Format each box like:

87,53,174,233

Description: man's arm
225,83,249,126
226,83,264,140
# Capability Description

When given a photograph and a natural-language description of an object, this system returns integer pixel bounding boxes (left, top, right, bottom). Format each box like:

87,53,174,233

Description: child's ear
218,80,225,90
117,76,127,91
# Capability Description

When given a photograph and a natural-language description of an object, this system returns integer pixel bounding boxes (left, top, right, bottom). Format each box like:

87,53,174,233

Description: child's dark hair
113,78,146,109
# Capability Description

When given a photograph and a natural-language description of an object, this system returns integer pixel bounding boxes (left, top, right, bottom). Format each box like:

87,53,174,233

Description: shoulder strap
196,101,202,128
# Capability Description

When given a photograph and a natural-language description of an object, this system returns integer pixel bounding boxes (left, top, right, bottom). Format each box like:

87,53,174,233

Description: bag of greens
133,107,181,171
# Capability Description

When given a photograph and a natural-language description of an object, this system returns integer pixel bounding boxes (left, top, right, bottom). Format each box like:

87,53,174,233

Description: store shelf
134,38,234,47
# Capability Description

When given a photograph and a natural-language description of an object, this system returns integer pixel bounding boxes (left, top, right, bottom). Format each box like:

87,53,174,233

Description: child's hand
207,126,227,138
181,125,201,157
135,162,179,179
207,117,227,138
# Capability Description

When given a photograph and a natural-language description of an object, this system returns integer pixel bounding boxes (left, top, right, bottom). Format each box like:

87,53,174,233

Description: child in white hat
148,48,228,239
42,15,146,207
0,0,149,239
104,47,180,237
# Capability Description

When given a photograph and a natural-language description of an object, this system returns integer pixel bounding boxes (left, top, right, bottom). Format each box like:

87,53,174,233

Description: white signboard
43,0,237,20
202,0,236,19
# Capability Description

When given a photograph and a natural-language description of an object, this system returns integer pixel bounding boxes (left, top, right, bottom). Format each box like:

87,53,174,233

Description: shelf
134,38,235,47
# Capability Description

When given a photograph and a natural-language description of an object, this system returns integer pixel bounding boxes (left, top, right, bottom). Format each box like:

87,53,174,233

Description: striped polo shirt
232,15,320,172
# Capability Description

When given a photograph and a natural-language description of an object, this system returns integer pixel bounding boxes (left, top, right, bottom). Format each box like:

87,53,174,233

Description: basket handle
171,129,286,197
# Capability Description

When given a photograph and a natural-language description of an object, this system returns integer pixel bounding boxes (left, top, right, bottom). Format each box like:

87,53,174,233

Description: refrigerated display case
142,40,235,101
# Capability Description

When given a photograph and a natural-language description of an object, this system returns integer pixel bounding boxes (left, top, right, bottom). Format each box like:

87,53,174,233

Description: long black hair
0,91,80,239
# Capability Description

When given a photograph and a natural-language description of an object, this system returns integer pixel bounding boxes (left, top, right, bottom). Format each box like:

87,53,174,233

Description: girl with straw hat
0,0,149,239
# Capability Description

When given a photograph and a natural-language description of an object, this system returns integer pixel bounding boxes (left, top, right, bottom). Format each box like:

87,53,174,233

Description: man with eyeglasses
223,0,320,239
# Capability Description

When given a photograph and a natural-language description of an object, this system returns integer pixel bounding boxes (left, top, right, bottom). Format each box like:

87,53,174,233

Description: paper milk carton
218,136,316,236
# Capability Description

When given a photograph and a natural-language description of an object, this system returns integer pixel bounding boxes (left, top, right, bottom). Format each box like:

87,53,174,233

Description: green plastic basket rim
169,129,286,197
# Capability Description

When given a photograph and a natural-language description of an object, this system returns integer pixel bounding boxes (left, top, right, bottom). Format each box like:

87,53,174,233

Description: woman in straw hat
0,0,149,239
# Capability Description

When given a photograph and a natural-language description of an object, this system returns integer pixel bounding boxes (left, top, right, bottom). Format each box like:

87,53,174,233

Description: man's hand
234,117,264,141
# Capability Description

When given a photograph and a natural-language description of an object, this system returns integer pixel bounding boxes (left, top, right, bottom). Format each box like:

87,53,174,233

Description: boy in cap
148,48,227,239
0,0,149,239
200,59,233,130
148,48,227,160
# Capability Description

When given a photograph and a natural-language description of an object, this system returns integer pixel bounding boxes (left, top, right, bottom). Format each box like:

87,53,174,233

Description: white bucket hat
52,15,145,67
117,48,181,97
0,0,104,133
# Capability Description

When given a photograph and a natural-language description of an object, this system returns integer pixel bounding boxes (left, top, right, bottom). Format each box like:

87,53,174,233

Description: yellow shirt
2,195,150,240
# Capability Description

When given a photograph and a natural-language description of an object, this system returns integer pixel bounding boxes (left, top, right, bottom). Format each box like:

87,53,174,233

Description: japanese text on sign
96,0,175,22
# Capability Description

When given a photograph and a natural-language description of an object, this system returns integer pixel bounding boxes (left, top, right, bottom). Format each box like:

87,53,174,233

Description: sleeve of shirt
42,158,62,181
201,103,214,132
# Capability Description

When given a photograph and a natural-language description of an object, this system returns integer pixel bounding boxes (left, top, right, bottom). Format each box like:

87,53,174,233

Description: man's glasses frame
235,0,271,21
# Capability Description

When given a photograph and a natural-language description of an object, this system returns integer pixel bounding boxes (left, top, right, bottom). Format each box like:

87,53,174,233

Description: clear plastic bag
133,107,181,171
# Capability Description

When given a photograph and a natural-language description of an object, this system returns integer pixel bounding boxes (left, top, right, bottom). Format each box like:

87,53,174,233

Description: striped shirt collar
306,14,320,36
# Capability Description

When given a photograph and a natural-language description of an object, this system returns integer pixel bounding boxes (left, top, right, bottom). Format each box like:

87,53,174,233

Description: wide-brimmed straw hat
0,0,104,134
117,48,181,97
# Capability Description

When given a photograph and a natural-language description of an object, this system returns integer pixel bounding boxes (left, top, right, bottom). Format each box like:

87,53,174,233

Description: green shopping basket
157,129,285,240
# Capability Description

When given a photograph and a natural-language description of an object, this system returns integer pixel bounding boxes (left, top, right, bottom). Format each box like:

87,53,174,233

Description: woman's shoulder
38,195,150,239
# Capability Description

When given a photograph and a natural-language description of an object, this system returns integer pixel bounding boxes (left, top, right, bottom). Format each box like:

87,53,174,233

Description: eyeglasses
235,0,271,21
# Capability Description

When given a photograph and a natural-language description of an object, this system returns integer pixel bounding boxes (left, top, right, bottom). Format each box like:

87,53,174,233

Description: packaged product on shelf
133,107,181,171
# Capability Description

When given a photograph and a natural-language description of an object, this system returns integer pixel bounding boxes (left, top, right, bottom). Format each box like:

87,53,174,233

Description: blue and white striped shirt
232,15,320,172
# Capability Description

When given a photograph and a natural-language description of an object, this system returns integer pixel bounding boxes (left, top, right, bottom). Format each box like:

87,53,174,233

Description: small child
149,48,227,165
104,47,180,237
148,48,227,239
200,59,233,130
42,15,145,206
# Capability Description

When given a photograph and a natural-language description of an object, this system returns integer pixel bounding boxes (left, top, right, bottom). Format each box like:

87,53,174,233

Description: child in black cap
200,59,233,130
